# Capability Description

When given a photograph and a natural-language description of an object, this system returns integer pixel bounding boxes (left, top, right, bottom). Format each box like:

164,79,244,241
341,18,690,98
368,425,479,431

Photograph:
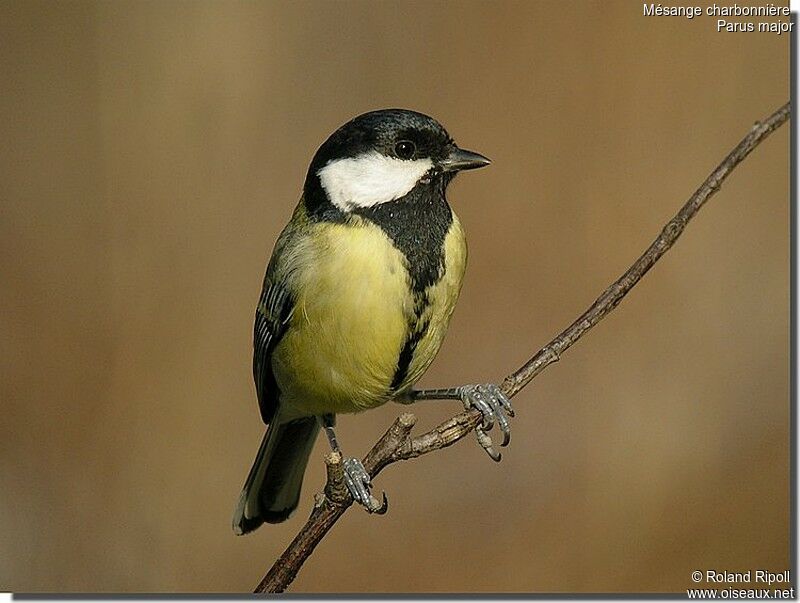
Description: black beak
440,146,492,172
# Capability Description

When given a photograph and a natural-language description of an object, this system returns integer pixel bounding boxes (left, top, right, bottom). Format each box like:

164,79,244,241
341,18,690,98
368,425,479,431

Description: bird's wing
253,278,294,424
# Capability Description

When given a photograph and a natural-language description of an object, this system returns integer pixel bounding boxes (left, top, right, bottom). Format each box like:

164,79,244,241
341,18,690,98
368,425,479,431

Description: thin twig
254,102,790,593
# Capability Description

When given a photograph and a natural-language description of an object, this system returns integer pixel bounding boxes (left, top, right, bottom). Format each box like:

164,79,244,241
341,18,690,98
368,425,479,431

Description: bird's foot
342,457,388,514
457,384,515,462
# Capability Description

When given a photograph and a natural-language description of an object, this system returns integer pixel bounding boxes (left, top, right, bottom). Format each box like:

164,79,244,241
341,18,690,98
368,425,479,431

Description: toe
484,387,511,446
494,407,511,447
460,385,495,430
485,384,514,417
343,458,372,506
494,386,515,418
457,383,514,459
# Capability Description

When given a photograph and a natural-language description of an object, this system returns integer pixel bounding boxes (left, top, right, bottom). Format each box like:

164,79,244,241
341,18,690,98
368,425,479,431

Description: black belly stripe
390,314,430,391
356,180,451,390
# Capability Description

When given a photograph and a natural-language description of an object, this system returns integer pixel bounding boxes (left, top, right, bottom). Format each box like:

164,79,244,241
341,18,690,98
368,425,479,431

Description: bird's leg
318,414,387,514
404,385,515,462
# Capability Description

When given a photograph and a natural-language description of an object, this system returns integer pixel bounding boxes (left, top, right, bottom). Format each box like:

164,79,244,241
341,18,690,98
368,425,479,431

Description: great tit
233,109,514,535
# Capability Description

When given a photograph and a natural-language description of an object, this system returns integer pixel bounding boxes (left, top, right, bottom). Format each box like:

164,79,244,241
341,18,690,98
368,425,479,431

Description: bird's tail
232,411,320,534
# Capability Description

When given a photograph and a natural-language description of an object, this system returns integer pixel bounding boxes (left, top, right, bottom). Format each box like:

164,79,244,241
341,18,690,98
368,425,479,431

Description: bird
232,109,514,535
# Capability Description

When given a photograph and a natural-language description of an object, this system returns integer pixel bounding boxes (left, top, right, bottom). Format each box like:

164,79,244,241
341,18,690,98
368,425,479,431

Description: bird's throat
352,181,452,294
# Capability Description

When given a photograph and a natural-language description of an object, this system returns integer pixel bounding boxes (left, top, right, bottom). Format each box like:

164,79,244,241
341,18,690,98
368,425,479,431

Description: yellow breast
272,213,467,416
273,218,412,415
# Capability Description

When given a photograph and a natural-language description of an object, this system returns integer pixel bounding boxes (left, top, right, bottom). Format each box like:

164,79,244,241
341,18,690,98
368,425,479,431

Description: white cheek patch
317,151,434,211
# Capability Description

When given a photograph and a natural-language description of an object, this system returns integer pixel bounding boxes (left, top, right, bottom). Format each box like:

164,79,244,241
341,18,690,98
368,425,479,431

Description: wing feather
253,279,293,424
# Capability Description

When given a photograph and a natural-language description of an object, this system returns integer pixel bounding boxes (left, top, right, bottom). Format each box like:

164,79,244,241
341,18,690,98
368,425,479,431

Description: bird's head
304,109,490,214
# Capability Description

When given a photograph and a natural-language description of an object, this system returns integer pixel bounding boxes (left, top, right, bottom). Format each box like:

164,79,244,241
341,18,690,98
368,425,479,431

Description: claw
459,383,514,458
476,427,502,462
368,491,389,515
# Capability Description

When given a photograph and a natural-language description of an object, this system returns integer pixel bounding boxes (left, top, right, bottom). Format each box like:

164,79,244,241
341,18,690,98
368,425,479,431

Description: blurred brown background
0,0,790,594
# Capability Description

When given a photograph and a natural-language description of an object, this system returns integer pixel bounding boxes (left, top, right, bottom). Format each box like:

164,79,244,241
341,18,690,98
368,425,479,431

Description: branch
254,102,790,593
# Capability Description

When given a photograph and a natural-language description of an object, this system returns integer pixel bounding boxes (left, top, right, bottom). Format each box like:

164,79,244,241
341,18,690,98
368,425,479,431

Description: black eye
394,140,416,160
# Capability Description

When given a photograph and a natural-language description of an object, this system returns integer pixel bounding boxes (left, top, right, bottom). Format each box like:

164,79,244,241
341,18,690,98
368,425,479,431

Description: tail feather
232,414,320,535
